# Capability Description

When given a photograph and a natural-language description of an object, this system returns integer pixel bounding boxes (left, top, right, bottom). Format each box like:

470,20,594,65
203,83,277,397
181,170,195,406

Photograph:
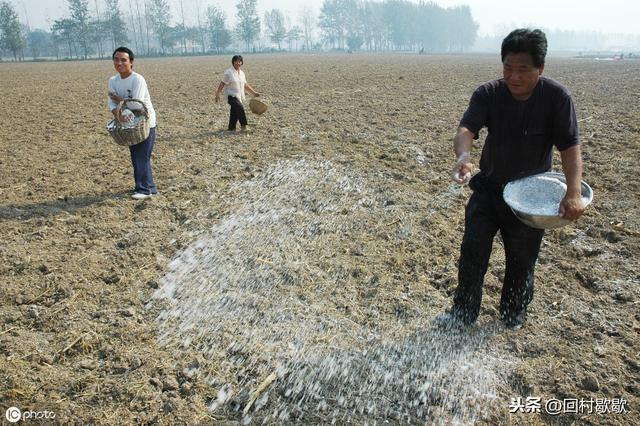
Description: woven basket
249,98,269,115
106,99,150,146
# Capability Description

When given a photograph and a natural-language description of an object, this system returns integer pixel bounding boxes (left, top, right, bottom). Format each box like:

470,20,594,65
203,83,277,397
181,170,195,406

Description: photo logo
5,407,21,423
4,407,56,422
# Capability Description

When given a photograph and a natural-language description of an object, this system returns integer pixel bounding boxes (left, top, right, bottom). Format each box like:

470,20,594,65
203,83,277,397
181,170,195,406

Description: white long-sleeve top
222,67,246,102
107,72,156,128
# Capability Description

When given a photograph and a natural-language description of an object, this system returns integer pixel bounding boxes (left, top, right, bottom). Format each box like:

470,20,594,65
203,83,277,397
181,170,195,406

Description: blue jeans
129,126,157,195
453,175,544,323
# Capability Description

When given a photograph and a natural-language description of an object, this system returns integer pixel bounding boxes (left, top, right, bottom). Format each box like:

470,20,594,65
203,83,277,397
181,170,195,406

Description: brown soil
0,54,638,425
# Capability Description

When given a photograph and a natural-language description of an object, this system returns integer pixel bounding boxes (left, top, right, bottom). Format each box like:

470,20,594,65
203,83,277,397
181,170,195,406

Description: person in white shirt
108,46,158,200
214,55,261,132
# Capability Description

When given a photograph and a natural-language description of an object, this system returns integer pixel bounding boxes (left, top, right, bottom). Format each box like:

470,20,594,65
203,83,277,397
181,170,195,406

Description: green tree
184,25,203,54
264,9,286,50
319,0,359,49
318,0,342,48
286,25,302,51
360,1,386,51
164,25,181,53
346,34,362,51
382,0,414,50
174,22,188,54
51,18,77,58
235,0,260,51
147,0,171,54
27,29,51,59
206,6,231,54
343,0,362,50
89,19,110,58
0,1,26,60
447,6,478,52
67,0,91,58
416,2,447,52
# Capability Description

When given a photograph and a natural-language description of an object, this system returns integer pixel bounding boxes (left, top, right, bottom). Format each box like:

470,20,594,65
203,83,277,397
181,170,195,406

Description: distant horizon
15,0,640,37
2,50,637,63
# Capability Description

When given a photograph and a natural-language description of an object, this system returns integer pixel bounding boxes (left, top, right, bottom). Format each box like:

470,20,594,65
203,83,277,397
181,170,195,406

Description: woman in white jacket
108,46,158,200
214,55,261,132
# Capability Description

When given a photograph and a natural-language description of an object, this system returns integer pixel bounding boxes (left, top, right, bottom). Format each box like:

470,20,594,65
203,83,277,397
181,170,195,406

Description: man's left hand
559,193,584,220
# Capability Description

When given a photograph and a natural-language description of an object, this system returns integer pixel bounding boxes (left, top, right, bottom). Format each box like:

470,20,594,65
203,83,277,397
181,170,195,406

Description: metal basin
503,172,593,229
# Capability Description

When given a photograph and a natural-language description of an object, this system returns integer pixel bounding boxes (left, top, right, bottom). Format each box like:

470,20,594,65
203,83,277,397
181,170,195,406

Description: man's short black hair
501,29,547,68
231,55,243,64
113,46,134,62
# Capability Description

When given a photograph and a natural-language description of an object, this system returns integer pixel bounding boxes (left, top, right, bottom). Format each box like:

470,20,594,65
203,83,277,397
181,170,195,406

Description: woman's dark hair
112,46,135,62
231,55,243,64
501,29,547,68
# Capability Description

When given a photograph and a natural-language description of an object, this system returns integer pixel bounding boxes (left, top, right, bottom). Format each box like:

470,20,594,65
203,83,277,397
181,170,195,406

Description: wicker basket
106,99,150,146
249,98,269,115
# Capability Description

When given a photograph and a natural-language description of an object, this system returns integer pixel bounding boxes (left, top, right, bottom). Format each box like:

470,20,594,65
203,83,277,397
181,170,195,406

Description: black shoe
434,307,474,328
502,309,527,330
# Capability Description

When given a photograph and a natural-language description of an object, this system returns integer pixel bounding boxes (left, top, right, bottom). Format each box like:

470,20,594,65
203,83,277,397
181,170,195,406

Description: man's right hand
452,152,473,184
108,91,122,103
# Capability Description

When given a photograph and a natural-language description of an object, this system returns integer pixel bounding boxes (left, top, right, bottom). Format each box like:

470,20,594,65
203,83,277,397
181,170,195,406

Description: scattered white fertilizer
149,159,515,424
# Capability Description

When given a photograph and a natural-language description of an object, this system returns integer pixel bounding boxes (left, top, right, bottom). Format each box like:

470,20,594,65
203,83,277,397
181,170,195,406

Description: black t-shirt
460,76,579,185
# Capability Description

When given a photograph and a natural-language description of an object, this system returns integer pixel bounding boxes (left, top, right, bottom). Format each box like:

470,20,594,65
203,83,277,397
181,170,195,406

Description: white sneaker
131,192,153,200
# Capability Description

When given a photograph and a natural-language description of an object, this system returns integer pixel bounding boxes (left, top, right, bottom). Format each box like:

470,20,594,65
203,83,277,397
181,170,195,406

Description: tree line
0,0,479,61
319,0,476,52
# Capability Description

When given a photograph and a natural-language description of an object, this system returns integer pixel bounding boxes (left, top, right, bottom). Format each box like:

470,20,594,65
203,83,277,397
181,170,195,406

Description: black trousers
453,175,544,323
227,96,247,130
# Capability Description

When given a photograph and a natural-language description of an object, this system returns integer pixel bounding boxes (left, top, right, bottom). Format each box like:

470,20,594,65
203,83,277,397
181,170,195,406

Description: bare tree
127,0,139,52
264,9,286,50
132,0,147,55
194,0,206,53
299,4,315,51
92,0,105,57
143,0,152,54
104,0,128,50
147,0,171,54
178,0,187,54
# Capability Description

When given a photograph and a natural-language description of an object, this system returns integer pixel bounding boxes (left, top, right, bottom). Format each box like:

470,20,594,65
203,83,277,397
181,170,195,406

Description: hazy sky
17,0,640,36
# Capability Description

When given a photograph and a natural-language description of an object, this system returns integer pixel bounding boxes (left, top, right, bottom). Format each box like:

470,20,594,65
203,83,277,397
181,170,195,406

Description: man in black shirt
446,29,585,329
